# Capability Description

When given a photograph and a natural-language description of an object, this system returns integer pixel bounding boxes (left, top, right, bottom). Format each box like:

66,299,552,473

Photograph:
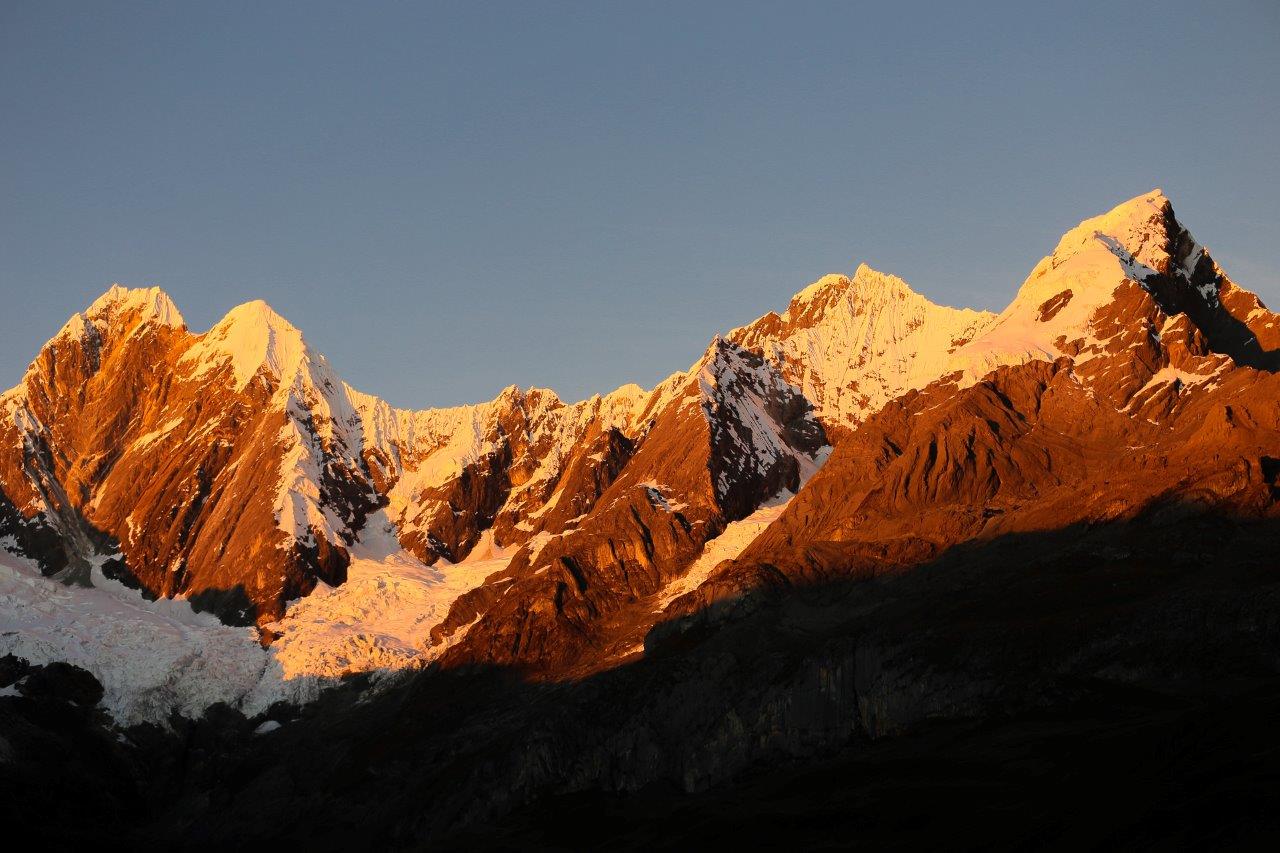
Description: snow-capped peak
53,284,185,342
181,299,316,391
783,265,923,325
950,190,1207,381
728,263,996,431
1047,189,1175,275
787,273,852,311
88,284,185,326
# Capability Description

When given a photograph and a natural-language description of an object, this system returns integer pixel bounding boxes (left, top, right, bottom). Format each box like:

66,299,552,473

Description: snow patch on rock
658,491,794,608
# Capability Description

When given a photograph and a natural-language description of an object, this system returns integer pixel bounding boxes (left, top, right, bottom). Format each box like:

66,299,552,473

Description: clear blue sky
2,1,1277,408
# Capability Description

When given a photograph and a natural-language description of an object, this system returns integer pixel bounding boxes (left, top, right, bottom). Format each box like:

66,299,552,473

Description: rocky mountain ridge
2,188,1275,700
5,189,1280,849
0,268,836,635
660,190,1280,637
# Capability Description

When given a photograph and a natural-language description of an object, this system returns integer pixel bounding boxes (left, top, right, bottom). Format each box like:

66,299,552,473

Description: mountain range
3,190,1279,847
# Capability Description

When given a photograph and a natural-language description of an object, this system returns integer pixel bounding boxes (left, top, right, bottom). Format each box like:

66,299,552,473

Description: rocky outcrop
0,288,828,634
435,338,826,671
0,290,381,623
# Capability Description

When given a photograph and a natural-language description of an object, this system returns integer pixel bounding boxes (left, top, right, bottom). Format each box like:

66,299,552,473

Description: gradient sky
2,1,1277,408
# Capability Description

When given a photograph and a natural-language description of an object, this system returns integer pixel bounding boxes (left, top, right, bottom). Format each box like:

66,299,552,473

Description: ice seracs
0,545,268,725
0,518,510,725
262,511,514,682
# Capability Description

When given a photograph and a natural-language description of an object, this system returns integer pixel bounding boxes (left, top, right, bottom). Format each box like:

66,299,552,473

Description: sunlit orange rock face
434,339,827,671
0,295,829,632
660,194,1280,634
717,357,1279,590
2,189,1277,683
442,189,1280,673
0,290,379,623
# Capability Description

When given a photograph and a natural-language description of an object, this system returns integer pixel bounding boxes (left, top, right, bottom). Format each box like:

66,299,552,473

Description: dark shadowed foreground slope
4,504,1280,849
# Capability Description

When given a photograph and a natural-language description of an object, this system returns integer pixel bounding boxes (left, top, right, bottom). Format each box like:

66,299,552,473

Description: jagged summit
87,284,185,326
782,265,921,327
785,272,852,313
849,261,915,294
491,382,568,408
181,298,318,391
729,262,997,433
52,284,185,342
1049,189,1177,273
951,188,1225,379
